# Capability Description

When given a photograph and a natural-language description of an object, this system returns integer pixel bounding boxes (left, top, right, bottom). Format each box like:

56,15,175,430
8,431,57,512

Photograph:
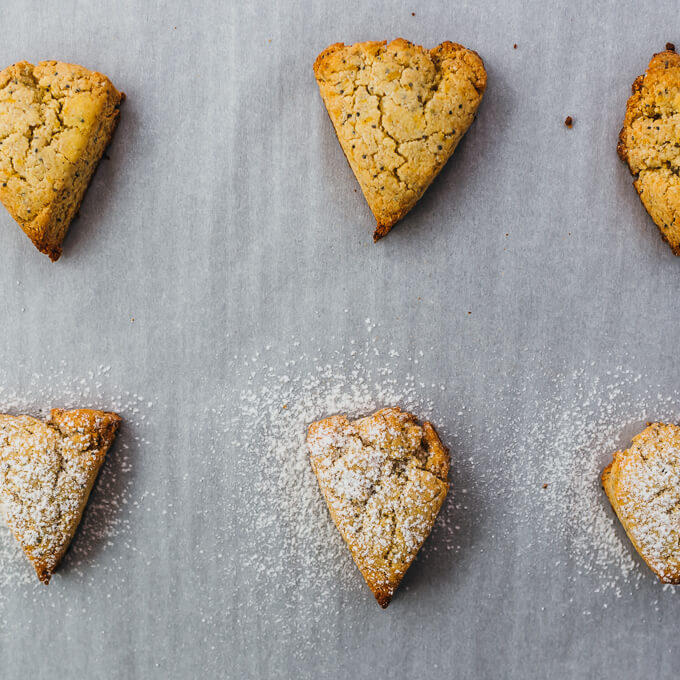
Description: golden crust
308,406,449,607
602,423,680,584
618,49,680,254
314,38,486,240
0,408,121,583
0,60,124,260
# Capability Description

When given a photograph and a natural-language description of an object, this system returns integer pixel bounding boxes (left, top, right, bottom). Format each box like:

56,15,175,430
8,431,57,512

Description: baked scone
0,408,121,583
308,406,449,607
314,39,486,240
618,48,680,254
602,423,680,583
0,61,124,260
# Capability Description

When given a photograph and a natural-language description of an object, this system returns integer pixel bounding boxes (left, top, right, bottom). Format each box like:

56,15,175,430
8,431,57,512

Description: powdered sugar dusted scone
308,406,449,607
602,423,680,583
314,38,486,240
0,61,124,260
618,48,680,254
0,408,121,583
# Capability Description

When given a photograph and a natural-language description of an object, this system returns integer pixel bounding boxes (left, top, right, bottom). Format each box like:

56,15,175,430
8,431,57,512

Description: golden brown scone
0,408,121,583
314,38,486,240
602,423,680,584
308,406,449,607
618,48,680,254
0,61,124,260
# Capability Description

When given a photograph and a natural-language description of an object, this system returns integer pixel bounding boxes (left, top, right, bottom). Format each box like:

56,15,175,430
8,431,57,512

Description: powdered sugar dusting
308,407,449,605
0,410,121,583
218,336,462,617
493,363,680,598
601,423,680,583
0,362,150,616
2,338,677,637
219,339,678,620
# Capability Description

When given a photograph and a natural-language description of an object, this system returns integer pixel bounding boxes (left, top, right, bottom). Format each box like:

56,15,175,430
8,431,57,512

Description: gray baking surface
1,1,679,678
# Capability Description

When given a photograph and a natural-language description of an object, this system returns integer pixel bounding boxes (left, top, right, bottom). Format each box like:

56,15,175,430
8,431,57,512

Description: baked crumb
0,61,124,260
618,49,680,254
314,39,486,240
602,423,680,583
0,409,120,583
308,406,449,607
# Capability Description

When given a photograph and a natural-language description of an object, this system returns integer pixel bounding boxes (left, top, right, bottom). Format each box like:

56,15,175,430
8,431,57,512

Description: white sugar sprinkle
0,363,150,620
215,337,677,623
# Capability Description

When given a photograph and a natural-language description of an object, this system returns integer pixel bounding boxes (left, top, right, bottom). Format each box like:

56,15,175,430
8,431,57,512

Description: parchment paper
0,1,679,678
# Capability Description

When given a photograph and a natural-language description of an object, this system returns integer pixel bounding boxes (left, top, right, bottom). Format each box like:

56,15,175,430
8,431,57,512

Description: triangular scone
314,38,486,240
0,408,121,583
0,61,124,260
602,423,680,584
308,406,449,607
618,48,680,254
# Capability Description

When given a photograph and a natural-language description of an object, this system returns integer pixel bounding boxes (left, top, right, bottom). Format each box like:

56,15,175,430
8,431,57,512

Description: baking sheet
1,1,679,678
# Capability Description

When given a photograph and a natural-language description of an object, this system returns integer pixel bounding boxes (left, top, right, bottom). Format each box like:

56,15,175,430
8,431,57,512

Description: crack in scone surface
620,51,680,251
314,39,485,231
0,62,111,222
0,60,122,262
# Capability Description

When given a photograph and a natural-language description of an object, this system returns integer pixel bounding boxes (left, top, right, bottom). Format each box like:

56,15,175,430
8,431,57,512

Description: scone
308,406,449,607
0,61,124,260
618,48,680,254
0,408,121,583
314,39,486,240
602,423,680,583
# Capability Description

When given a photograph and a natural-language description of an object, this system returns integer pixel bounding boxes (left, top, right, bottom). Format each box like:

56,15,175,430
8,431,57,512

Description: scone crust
0,408,121,583
618,49,680,254
314,38,486,240
308,406,449,607
0,60,124,260
602,423,680,584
